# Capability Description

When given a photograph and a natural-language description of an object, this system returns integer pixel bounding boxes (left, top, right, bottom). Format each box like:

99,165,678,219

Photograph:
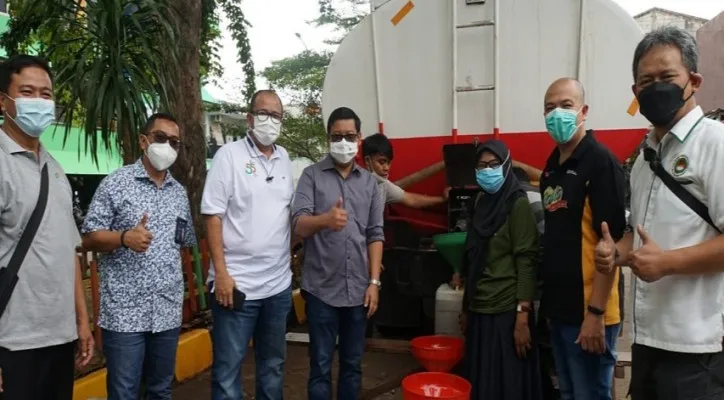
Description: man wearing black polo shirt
539,78,627,400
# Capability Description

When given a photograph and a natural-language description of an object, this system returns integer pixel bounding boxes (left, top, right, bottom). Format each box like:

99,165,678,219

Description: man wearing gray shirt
293,107,384,400
0,55,93,399
361,133,448,207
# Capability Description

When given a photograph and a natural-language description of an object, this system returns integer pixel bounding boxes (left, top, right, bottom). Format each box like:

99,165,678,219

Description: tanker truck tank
323,0,649,233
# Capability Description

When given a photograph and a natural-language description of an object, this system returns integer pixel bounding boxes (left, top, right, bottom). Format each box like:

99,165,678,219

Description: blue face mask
545,108,582,144
6,97,56,138
476,164,506,193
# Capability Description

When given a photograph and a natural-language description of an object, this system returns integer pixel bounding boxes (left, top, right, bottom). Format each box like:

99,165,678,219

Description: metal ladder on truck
451,0,499,142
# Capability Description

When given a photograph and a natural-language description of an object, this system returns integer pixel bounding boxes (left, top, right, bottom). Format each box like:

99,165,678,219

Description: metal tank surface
323,0,650,205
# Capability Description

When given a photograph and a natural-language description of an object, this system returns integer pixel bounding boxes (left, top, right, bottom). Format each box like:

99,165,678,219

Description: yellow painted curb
175,328,213,383
73,369,107,400
293,289,306,324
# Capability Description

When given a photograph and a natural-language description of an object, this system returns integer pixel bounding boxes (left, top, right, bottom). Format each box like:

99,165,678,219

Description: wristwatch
516,304,530,313
369,279,382,288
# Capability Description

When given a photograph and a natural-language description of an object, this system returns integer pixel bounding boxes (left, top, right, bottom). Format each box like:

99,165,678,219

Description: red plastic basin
402,372,471,400
410,335,464,372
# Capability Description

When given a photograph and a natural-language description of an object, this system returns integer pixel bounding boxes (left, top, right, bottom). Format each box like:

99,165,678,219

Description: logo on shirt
543,185,568,212
245,160,256,175
672,155,689,176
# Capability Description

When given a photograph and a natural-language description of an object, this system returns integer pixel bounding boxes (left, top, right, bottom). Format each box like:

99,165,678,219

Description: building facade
634,7,708,36
697,12,724,114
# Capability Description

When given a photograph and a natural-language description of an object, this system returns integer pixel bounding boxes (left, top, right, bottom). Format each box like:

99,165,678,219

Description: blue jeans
210,285,292,400
549,322,620,400
102,327,181,400
304,291,368,400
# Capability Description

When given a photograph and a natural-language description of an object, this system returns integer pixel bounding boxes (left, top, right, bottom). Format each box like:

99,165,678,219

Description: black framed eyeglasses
329,133,359,143
148,131,182,150
253,111,282,124
476,160,502,170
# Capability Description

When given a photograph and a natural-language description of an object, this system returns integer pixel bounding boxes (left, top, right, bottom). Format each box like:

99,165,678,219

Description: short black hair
512,166,530,183
362,133,393,160
249,89,281,112
0,54,53,93
143,112,178,135
326,107,361,134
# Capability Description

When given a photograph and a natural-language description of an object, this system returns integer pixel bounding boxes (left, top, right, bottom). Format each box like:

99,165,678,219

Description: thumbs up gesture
629,224,666,282
124,213,154,253
594,222,617,273
325,197,348,232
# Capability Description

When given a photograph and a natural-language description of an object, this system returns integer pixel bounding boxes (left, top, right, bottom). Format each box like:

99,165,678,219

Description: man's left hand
364,284,380,319
575,312,605,354
629,224,667,283
75,323,94,369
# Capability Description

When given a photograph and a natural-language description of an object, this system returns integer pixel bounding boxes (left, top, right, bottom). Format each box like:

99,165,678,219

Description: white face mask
330,139,358,164
252,115,281,146
146,142,178,171
5,97,56,138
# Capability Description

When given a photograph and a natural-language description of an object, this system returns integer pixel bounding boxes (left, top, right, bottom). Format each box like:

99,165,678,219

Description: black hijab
462,140,526,304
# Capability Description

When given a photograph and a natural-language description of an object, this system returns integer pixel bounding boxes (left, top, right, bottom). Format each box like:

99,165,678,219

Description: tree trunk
121,121,136,165
168,0,206,238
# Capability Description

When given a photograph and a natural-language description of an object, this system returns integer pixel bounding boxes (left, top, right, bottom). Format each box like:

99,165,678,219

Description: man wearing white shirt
201,90,293,400
595,27,724,400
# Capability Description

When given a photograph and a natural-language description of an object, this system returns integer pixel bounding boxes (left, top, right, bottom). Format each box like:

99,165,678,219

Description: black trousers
0,341,75,400
630,343,724,400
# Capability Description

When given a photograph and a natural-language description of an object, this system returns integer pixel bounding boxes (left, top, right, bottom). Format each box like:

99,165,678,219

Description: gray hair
632,26,698,81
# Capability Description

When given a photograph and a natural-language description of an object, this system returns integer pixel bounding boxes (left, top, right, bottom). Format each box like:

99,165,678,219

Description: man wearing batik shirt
82,113,196,400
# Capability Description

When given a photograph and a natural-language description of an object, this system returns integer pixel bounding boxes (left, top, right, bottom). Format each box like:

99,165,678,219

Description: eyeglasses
253,111,282,124
148,131,182,150
476,160,502,170
329,132,359,143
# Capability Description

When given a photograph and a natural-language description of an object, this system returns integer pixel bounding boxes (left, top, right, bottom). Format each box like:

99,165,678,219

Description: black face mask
637,81,692,127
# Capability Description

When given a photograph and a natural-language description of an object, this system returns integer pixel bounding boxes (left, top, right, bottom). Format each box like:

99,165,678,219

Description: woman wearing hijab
462,140,542,399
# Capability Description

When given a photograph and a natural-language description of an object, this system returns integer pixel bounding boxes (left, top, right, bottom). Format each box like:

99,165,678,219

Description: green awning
202,86,219,104
40,125,124,175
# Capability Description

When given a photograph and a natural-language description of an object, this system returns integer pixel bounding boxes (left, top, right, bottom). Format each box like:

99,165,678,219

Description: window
0,0,6,14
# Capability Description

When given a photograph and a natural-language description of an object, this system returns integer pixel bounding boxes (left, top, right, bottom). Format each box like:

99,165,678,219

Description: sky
204,0,723,103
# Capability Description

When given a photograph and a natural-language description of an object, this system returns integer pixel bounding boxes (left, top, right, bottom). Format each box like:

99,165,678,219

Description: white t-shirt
201,139,293,300
629,106,724,353
374,173,405,205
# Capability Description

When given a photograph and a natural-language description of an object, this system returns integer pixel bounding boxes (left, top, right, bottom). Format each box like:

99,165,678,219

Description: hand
629,225,667,282
75,323,94,368
124,214,153,253
450,272,462,290
443,187,451,201
364,284,380,318
214,270,236,308
576,312,605,354
514,313,532,358
459,312,468,335
326,198,348,231
594,221,617,273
